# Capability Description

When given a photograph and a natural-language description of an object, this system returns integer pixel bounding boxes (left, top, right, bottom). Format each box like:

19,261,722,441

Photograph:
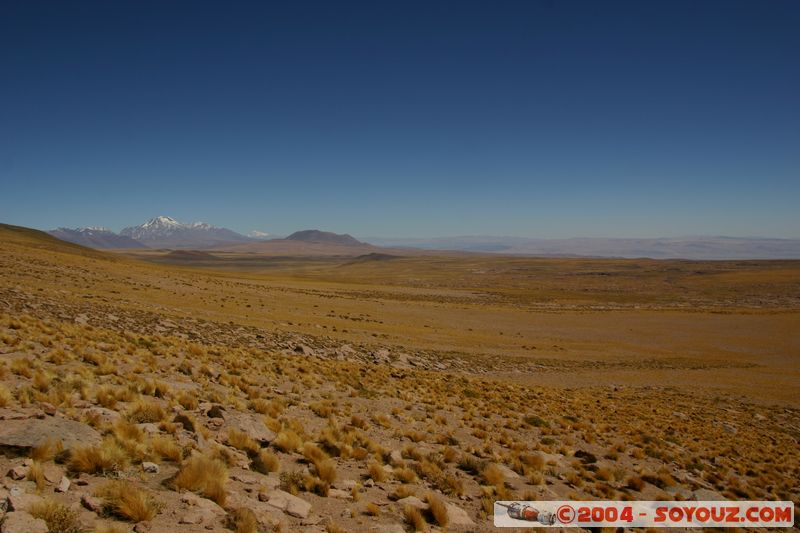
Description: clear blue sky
1,1,798,238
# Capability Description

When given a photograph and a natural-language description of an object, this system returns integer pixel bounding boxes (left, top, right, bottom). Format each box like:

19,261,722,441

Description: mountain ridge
286,229,365,247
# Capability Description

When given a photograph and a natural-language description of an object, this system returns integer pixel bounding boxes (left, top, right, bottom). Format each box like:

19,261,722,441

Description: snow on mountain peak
143,216,181,228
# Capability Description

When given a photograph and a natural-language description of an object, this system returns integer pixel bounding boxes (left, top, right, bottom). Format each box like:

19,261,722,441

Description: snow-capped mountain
120,216,251,249
247,230,272,240
49,227,147,249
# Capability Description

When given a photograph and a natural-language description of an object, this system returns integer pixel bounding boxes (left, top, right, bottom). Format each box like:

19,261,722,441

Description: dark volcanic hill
286,229,365,246
49,227,147,249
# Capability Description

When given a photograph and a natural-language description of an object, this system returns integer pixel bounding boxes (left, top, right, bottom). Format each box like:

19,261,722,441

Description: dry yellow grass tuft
0,383,11,407
404,504,427,531
29,499,83,533
252,449,280,474
151,434,183,462
96,480,160,522
173,454,228,506
228,507,258,533
31,438,63,462
273,429,302,453
227,428,259,455
368,461,387,482
426,492,450,527
26,460,46,491
69,437,130,474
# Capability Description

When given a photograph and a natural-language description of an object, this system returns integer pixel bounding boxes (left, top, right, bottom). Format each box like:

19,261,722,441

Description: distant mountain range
49,217,367,251
119,216,251,249
364,235,800,259
45,217,800,258
49,227,147,249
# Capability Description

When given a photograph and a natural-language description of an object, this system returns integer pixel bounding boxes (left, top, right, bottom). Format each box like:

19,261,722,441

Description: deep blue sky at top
0,1,798,238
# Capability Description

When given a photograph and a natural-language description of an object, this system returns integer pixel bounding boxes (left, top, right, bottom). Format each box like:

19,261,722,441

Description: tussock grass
0,383,10,407
173,454,228,506
69,437,130,474
273,429,302,453
97,480,160,522
252,449,280,474
426,492,449,527
228,507,258,533
404,504,427,531
227,428,259,455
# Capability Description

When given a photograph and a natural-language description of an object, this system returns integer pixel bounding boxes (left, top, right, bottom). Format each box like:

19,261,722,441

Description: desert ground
0,223,798,532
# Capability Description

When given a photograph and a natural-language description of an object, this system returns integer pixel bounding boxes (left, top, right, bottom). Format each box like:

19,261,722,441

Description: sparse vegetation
0,224,797,532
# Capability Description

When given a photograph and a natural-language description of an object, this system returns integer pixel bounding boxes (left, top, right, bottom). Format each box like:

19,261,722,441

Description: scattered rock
173,413,196,432
206,405,225,419
445,502,476,528
328,488,350,499
491,463,520,479
141,462,160,474
396,496,427,511
6,466,27,480
85,407,121,426
294,344,314,356
81,494,105,513
55,476,71,493
0,511,48,533
42,464,63,483
692,488,726,501
266,489,312,519
370,525,406,533
7,492,43,512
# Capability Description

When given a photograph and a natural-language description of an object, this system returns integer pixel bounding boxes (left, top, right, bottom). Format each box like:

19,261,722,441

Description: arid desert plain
0,223,798,532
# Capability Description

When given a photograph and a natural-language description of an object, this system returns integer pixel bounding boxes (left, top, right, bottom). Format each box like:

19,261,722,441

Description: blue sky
1,1,798,238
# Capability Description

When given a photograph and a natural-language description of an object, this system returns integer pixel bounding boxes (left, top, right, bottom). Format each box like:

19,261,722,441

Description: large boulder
1,511,49,533
0,418,100,454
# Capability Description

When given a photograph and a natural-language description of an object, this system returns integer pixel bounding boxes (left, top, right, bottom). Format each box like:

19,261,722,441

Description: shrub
29,499,83,533
280,470,304,495
127,399,166,423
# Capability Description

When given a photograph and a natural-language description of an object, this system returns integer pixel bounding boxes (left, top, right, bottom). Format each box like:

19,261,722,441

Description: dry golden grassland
0,223,798,532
